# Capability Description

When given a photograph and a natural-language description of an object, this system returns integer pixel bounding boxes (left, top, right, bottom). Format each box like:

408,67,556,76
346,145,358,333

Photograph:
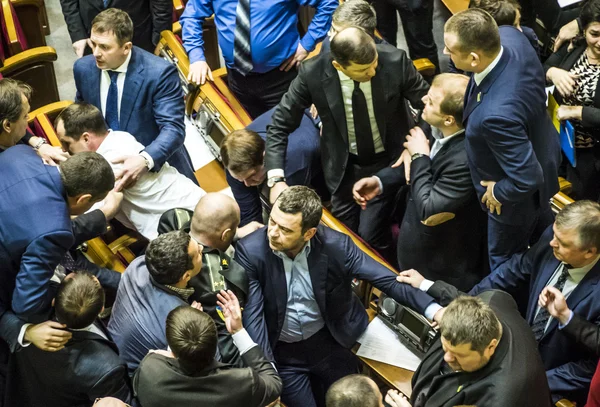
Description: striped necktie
233,0,253,75
532,264,570,341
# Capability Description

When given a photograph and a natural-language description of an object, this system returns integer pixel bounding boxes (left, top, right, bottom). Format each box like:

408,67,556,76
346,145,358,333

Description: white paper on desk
356,316,422,372
558,0,583,8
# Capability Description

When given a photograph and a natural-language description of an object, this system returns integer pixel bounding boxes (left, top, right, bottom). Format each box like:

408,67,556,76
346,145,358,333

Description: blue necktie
103,0,110,8
105,70,120,131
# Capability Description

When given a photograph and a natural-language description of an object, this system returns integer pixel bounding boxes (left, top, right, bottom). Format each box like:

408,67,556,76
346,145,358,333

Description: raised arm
297,0,337,53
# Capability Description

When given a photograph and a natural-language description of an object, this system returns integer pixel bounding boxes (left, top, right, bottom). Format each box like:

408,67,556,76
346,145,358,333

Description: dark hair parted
326,375,380,407
580,0,600,30
333,0,377,36
330,26,377,68
59,152,114,198
439,296,501,354
91,8,134,46
55,272,105,329
445,9,501,56
432,73,469,124
145,230,194,285
555,200,600,250
166,306,218,372
468,0,519,27
0,78,32,125
276,186,322,233
220,129,265,174
56,102,108,140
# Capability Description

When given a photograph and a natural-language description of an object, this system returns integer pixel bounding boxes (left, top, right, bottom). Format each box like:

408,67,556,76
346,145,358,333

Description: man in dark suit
6,272,131,407
467,200,600,405
134,291,282,407
353,73,488,291
394,274,553,407
444,10,561,270
237,186,442,407
74,9,197,188
59,0,172,56
265,27,429,262
221,107,322,227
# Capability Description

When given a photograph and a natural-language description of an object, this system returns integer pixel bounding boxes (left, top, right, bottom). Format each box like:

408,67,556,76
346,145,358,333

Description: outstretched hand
216,290,243,334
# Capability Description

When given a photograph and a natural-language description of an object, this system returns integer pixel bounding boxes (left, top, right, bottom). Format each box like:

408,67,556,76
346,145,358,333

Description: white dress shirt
474,47,504,86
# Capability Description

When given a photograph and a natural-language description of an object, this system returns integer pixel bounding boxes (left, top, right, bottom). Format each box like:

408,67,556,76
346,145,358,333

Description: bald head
330,26,377,68
191,193,240,250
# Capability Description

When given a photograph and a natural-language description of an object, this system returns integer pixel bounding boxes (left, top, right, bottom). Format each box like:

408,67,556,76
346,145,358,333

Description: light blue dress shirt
273,241,325,343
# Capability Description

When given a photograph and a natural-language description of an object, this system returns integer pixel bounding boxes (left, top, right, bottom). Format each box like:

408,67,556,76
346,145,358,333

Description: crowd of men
0,0,599,406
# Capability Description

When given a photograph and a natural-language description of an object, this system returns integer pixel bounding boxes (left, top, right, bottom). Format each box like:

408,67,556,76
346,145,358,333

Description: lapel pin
477,93,481,102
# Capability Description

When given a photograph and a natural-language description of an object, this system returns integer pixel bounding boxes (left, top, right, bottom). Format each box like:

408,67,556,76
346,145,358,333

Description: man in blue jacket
74,9,197,189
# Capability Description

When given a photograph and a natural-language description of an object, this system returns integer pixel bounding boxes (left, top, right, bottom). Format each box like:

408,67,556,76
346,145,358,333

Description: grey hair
555,200,600,250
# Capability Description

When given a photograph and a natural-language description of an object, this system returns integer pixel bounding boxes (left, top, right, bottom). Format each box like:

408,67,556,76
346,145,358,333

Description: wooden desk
356,309,415,398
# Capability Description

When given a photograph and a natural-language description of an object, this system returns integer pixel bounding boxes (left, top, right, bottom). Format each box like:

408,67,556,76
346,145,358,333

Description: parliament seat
6,0,47,49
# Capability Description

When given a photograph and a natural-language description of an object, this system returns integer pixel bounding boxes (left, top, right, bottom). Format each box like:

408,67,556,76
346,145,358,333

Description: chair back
0,0,29,56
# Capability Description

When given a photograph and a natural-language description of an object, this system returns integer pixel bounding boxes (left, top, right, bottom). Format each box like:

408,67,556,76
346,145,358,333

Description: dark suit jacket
59,0,172,52
265,43,429,194
74,47,192,178
464,26,561,225
227,107,322,226
411,282,552,407
470,225,600,405
6,322,131,407
236,226,436,360
133,346,282,407
376,132,488,291
0,145,73,321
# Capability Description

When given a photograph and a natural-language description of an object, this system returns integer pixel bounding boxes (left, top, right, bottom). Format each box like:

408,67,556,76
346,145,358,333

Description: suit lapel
528,258,561,323
120,48,145,131
370,68,387,144
91,68,102,111
307,232,328,315
267,247,288,331
322,61,348,145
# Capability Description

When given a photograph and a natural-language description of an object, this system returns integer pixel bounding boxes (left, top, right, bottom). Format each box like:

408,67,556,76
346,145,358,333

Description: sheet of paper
356,316,423,372
558,0,583,8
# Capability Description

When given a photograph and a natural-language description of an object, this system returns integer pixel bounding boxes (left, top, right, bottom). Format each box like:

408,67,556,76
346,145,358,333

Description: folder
560,120,576,167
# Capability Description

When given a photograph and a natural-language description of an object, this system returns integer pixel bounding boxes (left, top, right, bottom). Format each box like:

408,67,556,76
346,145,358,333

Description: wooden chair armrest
84,238,127,273
29,100,73,120
558,177,572,195
413,58,436,76
551,191,575,213
32,110,61,147
108,234,138,265
173,0,185,18
172,21,181,36
555,399,576,407
0,46,57,72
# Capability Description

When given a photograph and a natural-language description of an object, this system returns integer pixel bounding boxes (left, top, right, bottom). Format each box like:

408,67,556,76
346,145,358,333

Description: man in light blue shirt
180,0,337,118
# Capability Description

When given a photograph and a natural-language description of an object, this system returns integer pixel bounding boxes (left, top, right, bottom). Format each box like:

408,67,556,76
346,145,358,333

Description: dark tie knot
353,80,361,90
108,70,120,83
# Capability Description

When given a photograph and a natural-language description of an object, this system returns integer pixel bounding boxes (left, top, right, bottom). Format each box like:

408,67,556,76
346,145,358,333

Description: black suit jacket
265,43,429,194
236,226,437,361
133,346,282,407
411,281,552,407
6,322,131,407
377,132,488,291
59,0,172,52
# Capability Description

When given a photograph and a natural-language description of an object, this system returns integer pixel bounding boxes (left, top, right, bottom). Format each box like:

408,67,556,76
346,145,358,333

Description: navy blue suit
74,47,197,182
463,26,561,270
470,225,600,405
226,107,321,227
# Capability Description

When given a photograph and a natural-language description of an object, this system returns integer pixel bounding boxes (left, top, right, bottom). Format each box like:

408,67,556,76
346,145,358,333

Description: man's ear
75,193,93,206
123,41,133,54
2,119,11,134
469,52,480,68
303,227,318,241
222,227,233,242
332,60,343,72
444,115,456,127
82,132,91,144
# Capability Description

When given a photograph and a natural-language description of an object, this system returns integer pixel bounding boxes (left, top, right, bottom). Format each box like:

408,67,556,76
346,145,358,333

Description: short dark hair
330,27,377,68
468,0,518,27
581,0,600,30
445,9,501,56
326,375,380,407
439,296,501,354
56,102,108,140
333,0,377,37
91,8,134,46
0,78,32,125
145,230,194,285
555,200,600,250
432,73,469,124
59,152,114,199
55,272,105,329
166,306,217,372
220,129,265,174
276,186,322,232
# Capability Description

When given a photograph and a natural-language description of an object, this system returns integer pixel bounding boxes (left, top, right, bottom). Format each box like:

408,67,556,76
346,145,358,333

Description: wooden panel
195,160,229,192
441,0,468,14
2,0,23,55
10,0,46,48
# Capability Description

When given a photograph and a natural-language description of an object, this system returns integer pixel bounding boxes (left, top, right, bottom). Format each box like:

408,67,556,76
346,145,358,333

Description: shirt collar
565,255,600,284
105,51,132,74
273,240,312,260
164,284,196,301
474,46,503,86
434,128,465,145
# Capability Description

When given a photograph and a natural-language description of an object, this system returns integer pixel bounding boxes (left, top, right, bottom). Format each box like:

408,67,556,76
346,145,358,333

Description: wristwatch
267,176,286,188
32,138,46,151
411,152,425,162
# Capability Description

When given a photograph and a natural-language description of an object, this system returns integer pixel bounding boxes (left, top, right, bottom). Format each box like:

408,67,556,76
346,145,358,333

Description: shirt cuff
188,48,206,64
374,176,384,195
300,34,317,53
140,151,155,170
18,323,33,347
424,303,443,321
267,169,285,180
558,311,574,330
419,279,435,292
232,328,258,356
491,185,502,205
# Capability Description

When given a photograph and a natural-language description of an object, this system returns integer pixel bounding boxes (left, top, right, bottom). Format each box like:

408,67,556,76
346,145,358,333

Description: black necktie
233,0,253,75
352,81,375,162
532,264,570,341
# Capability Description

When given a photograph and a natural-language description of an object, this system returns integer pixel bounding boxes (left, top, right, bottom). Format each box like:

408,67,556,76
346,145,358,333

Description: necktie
352,81,375,162
233,0,253,75
103,0,109,8
532,264,570,341
105,70,120,131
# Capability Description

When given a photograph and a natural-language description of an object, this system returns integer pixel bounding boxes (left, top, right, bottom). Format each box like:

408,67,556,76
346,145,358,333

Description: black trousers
373,0,440,73
331,154,397,266
568,146,600,202
274,328,361,407
227,67,298,119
